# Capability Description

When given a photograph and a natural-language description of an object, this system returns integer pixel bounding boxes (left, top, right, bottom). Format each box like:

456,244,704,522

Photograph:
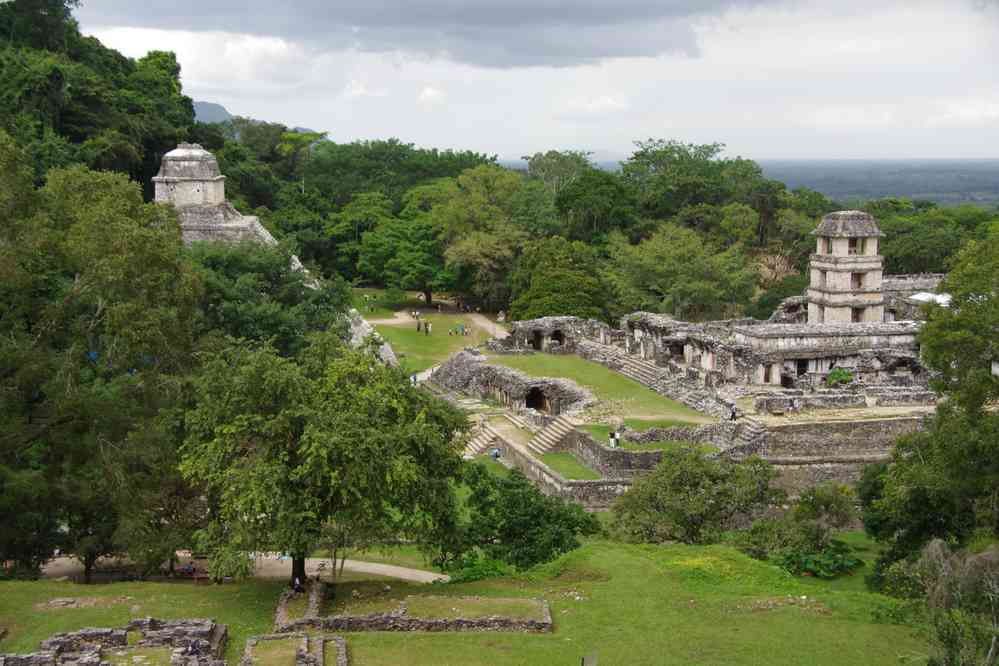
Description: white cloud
83,1,999,159
417,86,445,105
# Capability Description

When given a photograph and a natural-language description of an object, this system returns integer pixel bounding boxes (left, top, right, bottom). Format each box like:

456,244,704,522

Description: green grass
102,647,173,666
251,637,299,665
539,452,601,480
375,314,491,373
343,540,927,665
284,591,309,620
0,539,926,666
473,456,512,480
490,355,710,423
0,579,282,664
404,596,546,621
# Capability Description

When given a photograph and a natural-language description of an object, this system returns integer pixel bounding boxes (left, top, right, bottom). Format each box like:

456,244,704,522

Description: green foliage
825,367,854,387
509,236,609,322
185,241,350,357
606,224,758,321
736,483,861,579
612,446,780,544
180,341,468,582
445,557,515,584
746,273,808,320
463,467,600,569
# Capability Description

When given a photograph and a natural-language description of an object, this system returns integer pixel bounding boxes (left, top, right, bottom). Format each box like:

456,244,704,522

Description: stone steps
463,423,500,458
526,415,577,456
503,411,537,432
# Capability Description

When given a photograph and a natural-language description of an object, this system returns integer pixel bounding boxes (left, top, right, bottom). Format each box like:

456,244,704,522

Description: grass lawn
284,591,309,620
251,637,299,665
375,313,491,373
404,596,546,621
539,452,602,480
490,355,710,423
1,539,925,666
0,578,283,664
103,647,173,666
474,456,512,480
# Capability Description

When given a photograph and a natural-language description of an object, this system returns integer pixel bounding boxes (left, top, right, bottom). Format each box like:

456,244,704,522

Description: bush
465,467,600,570
612,446,781,545
377,286,408,310
778,537,863,578
736,483,863,579
881,559,926,599
445,557,514,584
825,367,854,387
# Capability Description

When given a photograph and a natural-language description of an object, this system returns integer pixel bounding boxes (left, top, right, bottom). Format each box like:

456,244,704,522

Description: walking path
41,555,447,584
468,313,509,339
363,311,413,326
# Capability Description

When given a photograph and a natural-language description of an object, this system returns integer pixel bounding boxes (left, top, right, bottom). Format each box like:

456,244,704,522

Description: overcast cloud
76,0,999,159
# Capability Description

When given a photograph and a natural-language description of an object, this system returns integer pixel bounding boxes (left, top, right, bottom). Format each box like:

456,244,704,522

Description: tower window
848,238,860,255
852,307,864,323
851,272,864,289
824,238,833,254
820,270,827,288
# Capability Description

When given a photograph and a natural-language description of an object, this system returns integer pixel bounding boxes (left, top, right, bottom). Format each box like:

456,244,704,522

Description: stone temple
432,209,946,497
153,143,282,247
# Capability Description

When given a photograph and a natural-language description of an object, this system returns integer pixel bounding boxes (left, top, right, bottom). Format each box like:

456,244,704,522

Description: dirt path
468,313,509,339
41,555,447,585
363,311,413,326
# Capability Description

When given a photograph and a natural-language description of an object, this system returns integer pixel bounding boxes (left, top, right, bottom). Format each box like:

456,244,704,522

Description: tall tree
181,340,468,586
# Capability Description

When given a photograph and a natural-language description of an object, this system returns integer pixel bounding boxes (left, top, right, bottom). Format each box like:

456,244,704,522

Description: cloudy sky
76,0,999,161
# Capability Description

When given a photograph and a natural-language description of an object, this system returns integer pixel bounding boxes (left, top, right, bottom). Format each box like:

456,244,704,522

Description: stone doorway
551,330,565,347
525,387,549,412
531,330,543,351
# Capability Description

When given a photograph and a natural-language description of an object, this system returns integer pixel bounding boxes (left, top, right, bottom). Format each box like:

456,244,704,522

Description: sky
75,0,999,161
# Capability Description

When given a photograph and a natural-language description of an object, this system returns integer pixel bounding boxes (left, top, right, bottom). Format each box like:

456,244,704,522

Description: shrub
825,367,854,387
611,446,781,545
465,467,600,570
778,537,863,578
445,557,514,584
736,483,863,579
377,286,407,310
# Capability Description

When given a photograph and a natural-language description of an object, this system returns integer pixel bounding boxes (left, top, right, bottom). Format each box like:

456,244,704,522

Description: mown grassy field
489,355,710,424
0,538,927,666
375,313,491,373
540,452,602,480
351,287,425,319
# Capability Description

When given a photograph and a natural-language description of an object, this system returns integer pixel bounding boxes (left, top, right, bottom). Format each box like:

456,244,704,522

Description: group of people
607,430,622,448
414,315,433,336
449,323,471,337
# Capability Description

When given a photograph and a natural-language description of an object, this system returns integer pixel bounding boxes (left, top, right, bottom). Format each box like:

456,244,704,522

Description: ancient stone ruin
0,619,227,666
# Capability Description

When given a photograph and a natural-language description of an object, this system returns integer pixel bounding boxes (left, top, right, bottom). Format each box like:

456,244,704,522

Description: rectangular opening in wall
820,270,827,288
796,359,808,376
824,238,833,254
818,305,825,323
852,307,864,323
763,365,771,383
851,272,864,289
848,238,859,255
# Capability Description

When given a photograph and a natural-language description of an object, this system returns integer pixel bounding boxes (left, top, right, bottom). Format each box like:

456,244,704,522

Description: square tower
152,143,226,207
807,210,885,325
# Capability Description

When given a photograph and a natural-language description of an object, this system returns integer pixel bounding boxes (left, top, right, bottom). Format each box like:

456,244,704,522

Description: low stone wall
764,416,924,459
866,388,937,407
569,431,662,479
278,596,552,634
771,460,880,495
2,619,227,666
274,581,326,632
754,392,866,414
500,438,631,509
241,633,347,666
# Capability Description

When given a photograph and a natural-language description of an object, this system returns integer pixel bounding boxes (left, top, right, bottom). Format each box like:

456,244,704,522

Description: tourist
293,576,304,593
416,320,421,332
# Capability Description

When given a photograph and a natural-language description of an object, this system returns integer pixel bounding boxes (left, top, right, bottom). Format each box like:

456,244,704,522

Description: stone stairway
503,411,537,433
463,422,500,458
734,416,768,452
526,415,578,456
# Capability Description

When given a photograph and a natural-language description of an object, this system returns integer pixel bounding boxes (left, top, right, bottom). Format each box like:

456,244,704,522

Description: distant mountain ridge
193,101,233,124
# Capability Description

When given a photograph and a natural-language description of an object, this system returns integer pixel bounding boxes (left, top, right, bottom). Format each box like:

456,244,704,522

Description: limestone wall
764,416,923,459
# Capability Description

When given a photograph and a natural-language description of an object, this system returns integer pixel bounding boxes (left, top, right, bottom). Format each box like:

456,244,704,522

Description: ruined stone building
153,143,281,246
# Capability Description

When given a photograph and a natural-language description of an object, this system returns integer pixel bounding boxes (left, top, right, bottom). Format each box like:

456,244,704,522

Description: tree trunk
424,289,433,306
290,554,307,588
83,556,95,585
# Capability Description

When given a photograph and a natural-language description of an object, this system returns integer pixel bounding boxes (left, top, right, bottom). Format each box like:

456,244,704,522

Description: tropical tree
181,339,468,586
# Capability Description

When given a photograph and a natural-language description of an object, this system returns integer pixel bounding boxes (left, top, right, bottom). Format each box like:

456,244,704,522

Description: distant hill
193,101,233,124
